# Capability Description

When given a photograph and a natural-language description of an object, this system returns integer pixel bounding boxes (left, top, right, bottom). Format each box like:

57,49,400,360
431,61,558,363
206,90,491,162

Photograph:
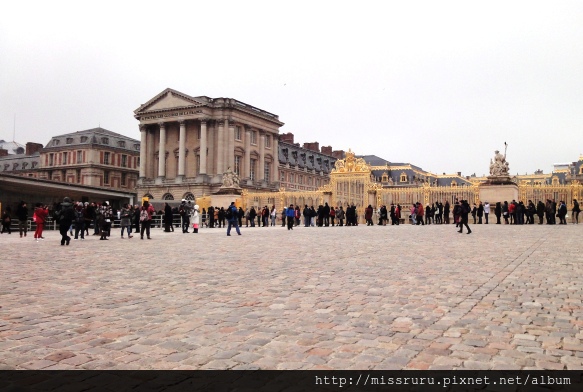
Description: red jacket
34,207,49,224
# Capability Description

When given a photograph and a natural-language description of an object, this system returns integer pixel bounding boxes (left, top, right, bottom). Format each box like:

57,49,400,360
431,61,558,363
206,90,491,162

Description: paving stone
0,226,582,370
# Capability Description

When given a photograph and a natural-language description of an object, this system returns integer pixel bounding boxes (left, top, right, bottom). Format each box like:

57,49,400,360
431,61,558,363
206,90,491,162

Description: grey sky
1,1,582,177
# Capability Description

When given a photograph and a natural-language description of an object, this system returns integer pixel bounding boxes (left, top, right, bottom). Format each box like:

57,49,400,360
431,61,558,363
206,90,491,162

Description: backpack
140,209,149,222
225,207,233,220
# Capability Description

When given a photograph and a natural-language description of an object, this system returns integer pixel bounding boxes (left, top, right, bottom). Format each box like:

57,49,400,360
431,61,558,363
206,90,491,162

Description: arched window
451,181,457,187
183,192,195,201
143,193,154,200
162,193,174,200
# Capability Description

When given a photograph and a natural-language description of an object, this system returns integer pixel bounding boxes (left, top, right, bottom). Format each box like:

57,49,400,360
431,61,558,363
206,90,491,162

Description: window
66,138,73,144
121,173,126,186
118,141,126,148
250,158,256,181
76,169,82,184
265,135,271,148
280,171,285,181
580,166,583,174
298,175,303,185
53,139,60,146
134,144,140,151
196,155,200,175
77,151,83,163
80,136,88,143
234,156,241,176
163,193,174,200
289,173,294,183
400,173,408,182
184,193,195,201
101,137,109,145
197,127,201,139
62,152,68,165
251,131,257,145
235,126,242,141
104,152,110,165
49,154,54,166
121,155,127,168
104,171,110,184
264,164,270,182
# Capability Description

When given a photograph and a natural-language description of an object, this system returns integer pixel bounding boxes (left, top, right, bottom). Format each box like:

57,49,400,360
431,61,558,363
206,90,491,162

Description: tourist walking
56,197,75,245
457,200,472,234
33,203,48,240
226,202,241,236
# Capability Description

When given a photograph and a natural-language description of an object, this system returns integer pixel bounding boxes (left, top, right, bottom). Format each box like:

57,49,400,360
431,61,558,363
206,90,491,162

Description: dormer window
118,141,126,148
53,139,60,146
400,173,408,182
80,136,88,143
134,144,140,151
66,138,74,144
101,137,109,145
22,162,28,169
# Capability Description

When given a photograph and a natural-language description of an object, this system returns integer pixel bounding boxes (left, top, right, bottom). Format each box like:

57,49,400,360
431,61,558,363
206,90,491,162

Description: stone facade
134,88,284,200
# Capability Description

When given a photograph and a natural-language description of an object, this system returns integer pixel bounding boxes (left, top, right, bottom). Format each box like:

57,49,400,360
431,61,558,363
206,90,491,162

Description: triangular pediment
134,88,205,114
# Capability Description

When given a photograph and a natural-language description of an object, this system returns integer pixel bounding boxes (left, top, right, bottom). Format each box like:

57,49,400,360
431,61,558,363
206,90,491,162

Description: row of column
138,120,279,184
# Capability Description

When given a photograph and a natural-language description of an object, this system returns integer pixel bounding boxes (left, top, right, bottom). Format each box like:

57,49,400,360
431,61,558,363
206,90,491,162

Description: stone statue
489,149,510,177
222,167,240,188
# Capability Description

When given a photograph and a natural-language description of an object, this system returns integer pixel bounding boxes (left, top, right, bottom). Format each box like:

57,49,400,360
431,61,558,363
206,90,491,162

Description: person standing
303,205,311,227
179,200,192,233
443,201,450,224
365,205,374,226
471,203,477,224
572,199,580,224
99,201,113,240
33,204,48,240
238,207,244,227
503,201,510,224
557,201,568,224
536,200,545,224
336,206,345,226
120,203,133,239
494,202,502,224
164,202,174,232
457,200,472,234
323,203,330,227
226,202,241,236
477,202,484,224
484,202,490,224
330,206,336,226
57,197,75,245
192,204,200,233
208,206,215,228
73,203,85,240
415,203,424,225
16,201,28,238
1,207,11,234
286,204,295,230
133,204,141,234
140,201,155,239
249,207,257,227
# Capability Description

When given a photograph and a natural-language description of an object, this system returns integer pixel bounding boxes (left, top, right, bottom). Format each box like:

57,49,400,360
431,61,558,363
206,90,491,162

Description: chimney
457,172,462,176
279,132,294,144
321,146,333,155
0,149,8,157
26,142,44,155
303,142,320,152
332,150,345,159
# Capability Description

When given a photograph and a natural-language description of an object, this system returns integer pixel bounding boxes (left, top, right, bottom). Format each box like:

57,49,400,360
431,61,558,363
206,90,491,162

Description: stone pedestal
210,194,242,209
479,183,518,204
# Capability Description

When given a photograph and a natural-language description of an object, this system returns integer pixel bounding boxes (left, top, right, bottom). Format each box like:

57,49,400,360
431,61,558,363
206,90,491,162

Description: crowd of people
1,197,579,243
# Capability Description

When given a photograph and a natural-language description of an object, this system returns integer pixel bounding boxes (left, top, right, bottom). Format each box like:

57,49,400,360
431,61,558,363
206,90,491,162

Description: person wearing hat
192,204,200,233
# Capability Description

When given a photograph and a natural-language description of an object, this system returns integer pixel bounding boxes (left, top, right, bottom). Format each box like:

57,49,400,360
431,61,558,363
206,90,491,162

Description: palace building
134,88,285,200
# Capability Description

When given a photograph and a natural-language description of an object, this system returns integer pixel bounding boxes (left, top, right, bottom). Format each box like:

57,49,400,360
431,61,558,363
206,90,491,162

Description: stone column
177,120,186,182
272,134,279,187
157,122,166,182
228,122,235,170
215,120,225,181
199,119,207,175
244,128,251,183
139,125,147,181
258,131,265,183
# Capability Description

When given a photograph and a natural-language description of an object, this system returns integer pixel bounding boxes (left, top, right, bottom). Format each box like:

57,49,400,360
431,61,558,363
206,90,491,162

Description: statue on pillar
489,142,510,177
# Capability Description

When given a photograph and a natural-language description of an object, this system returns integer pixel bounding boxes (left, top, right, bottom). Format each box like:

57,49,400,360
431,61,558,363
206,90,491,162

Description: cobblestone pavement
1,223,582,370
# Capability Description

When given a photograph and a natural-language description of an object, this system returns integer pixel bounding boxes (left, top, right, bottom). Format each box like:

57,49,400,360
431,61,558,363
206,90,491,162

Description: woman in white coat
192,205,200,233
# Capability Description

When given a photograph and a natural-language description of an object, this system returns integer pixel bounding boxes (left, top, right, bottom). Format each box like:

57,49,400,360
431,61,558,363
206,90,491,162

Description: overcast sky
1,1,582,176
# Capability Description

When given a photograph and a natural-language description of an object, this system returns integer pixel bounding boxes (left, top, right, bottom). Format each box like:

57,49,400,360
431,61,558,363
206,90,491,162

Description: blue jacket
286,208,296,218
